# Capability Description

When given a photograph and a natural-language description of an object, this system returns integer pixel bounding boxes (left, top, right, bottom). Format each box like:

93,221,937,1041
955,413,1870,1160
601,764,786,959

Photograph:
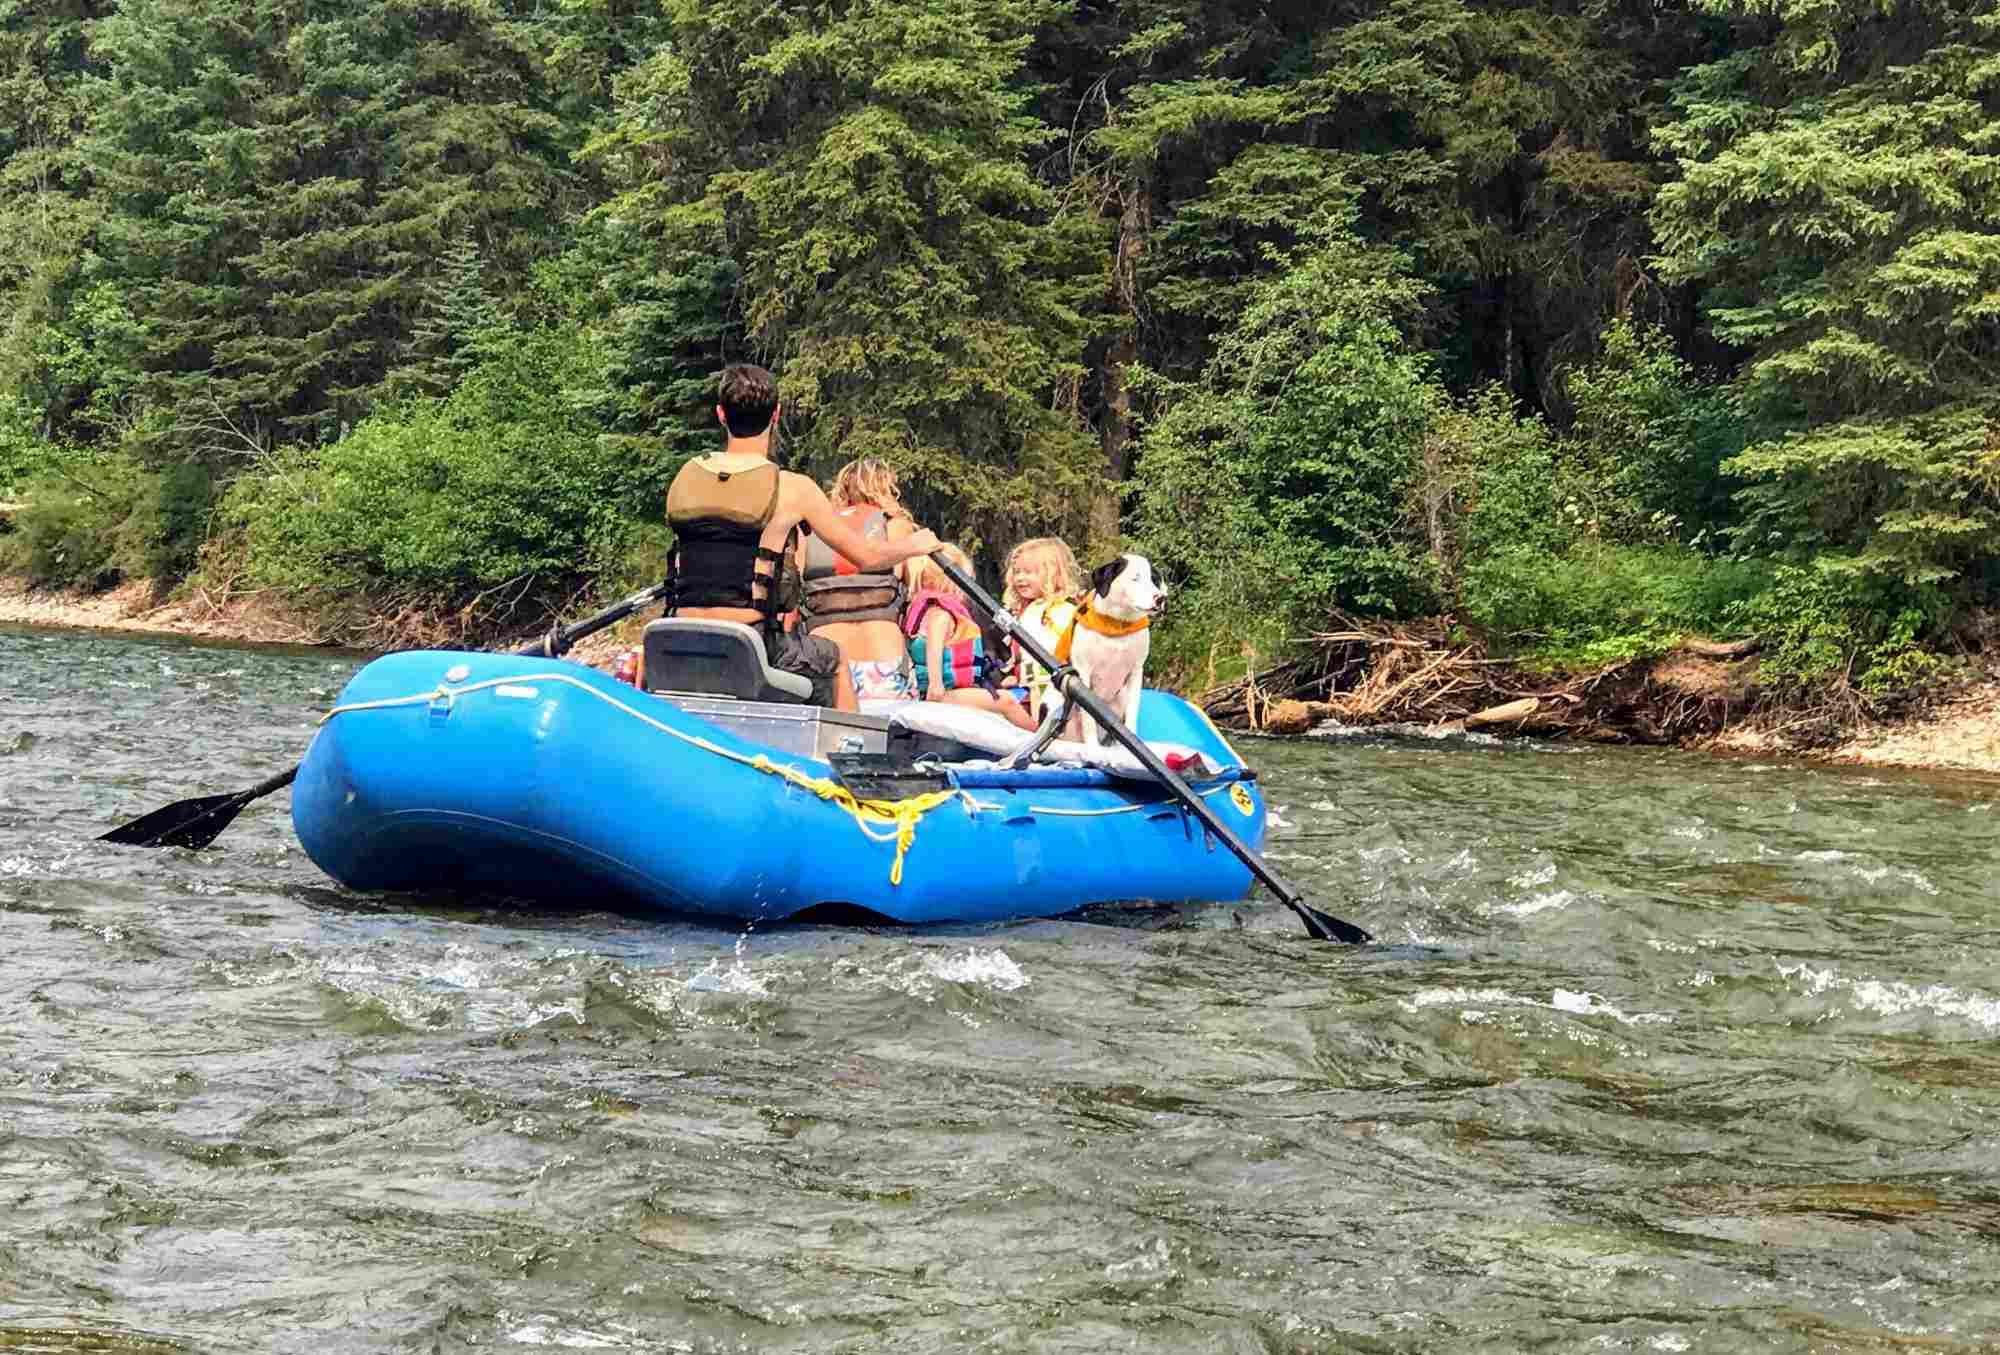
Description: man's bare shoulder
775,469,831,523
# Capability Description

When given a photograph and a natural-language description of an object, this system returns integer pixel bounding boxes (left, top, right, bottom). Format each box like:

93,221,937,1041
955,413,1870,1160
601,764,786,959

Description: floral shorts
848,658,916,702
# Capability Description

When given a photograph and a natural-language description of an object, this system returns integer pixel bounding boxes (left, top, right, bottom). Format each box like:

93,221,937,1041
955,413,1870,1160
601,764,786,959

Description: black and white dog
1060,553,1167,746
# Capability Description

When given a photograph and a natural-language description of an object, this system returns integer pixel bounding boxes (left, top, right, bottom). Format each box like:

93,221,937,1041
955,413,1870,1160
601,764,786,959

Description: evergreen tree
388,228,502,399
0,0,110,436
1652,0,2000,584
590,0,1104,547
1048,0,1694,411
533,217,742,480
78,0,581,460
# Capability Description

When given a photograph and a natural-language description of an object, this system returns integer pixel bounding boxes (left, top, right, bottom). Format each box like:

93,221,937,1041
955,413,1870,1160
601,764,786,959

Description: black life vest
798,503,905,634
664,459,790,618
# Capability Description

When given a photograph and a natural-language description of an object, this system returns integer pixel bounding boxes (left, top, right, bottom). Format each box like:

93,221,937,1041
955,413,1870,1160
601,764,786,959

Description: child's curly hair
1001,537,1083,612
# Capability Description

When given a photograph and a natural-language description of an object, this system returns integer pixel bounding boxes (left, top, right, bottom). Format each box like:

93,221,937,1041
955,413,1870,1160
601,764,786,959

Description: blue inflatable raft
292,647,1267,925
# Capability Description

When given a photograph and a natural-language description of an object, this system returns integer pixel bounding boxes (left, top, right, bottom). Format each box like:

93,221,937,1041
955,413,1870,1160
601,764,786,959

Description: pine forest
2,0,1997,715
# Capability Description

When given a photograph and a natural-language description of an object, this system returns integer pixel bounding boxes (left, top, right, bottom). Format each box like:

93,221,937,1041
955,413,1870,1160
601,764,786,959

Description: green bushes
0,451,209,590
1134,280,1786,675
0,403,76,499
1132,289,1958,710
1559,320,1746,548
1724,565,1950,704
212,326,663,617
1460,545,1773,664
127,462,213,582
1134,216,1444,669
1442,333,1768,664
2,475,128,589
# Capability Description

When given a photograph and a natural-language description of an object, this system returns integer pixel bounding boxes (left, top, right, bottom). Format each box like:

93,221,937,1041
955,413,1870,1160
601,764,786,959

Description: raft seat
641,619,813,704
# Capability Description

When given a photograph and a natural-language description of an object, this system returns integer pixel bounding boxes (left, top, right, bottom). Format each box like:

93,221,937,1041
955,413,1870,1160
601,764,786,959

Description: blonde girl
903,544,1038,730
999,537,1083,716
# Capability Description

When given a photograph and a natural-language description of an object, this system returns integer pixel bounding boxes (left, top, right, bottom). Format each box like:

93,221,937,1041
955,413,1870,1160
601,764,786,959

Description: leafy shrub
1436,387,1570,566
1461,543,1774,663
0,454,149,589
1559,319,1747,547
118,461,214,582
1723,563,1949,703
0,403,79,499
217,325,655,609
1135,212,1445,666
2,486,123,588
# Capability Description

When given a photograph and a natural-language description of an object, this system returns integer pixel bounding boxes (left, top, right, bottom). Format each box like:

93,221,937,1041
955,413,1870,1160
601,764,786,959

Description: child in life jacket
904,544,1039,730
999,536,1083,719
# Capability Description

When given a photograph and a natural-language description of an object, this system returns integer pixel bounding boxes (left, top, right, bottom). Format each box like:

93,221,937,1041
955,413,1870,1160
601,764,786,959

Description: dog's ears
1089,556,1127,599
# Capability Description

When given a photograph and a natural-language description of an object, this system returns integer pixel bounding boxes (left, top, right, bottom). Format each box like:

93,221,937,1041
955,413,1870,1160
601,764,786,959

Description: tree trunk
1091,185,1148,548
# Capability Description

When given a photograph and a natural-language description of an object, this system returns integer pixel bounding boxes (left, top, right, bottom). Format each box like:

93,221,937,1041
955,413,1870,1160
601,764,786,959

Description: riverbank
6,576,1999,774
0,577,644,671
1706,682,2000,776
1196,619,2000,777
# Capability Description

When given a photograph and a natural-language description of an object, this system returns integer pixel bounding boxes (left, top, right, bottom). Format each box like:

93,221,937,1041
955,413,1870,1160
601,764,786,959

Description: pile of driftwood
1198,616,1762,745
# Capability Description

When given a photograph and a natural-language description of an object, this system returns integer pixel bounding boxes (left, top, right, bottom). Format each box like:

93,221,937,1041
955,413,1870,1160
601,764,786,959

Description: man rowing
663,363,940,709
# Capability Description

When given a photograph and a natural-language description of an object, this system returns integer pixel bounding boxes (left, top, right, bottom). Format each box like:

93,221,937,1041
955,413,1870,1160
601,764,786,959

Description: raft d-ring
428,684,457,724
1229,783,1255,817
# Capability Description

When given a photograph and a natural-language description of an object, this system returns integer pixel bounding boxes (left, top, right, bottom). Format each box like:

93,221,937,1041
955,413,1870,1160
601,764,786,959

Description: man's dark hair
717,364,780,438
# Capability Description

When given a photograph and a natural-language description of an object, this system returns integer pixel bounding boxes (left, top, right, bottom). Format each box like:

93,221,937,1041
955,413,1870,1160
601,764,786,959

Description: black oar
98,582,671,850
931,553,1370,944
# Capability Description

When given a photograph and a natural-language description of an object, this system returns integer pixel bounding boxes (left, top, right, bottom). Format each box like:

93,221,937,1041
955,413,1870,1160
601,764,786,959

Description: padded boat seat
641,619,813,704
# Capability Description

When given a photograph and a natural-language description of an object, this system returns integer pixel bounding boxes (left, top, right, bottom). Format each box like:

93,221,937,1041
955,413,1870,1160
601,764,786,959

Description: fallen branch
1466,697,1539,728
1684,636,1762,659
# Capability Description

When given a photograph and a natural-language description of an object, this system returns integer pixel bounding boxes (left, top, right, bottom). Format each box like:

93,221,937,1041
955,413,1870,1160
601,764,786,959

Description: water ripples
6,626,2000,1350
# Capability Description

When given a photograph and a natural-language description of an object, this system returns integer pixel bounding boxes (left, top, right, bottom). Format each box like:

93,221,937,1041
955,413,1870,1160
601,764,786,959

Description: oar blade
98,791,253,850
1293,900,1371,945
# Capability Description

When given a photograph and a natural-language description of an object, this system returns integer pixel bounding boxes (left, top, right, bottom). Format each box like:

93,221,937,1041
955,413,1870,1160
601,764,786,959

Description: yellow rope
747,755,971,885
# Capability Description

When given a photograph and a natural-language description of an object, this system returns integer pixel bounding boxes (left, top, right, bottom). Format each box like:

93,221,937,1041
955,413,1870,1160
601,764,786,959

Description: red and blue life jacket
903,589,996,692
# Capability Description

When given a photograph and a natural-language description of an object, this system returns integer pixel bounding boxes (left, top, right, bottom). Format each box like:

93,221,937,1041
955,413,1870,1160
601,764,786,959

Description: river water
4,623,1999,1353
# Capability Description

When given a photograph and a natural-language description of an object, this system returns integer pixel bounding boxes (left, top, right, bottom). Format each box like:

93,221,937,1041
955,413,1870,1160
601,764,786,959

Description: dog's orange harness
1053,594,1152,664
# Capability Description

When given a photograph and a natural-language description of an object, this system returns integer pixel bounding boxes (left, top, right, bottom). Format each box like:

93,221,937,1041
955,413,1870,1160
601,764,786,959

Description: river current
3,623,1998,1352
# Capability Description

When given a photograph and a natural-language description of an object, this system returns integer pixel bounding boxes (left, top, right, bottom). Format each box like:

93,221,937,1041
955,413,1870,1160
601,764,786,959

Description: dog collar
1052,594,1151,663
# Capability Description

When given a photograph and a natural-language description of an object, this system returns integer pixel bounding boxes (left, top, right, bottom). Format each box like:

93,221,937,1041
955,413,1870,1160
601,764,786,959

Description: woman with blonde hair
798,457,924,702
998,536,1084,718
829,458,905,516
